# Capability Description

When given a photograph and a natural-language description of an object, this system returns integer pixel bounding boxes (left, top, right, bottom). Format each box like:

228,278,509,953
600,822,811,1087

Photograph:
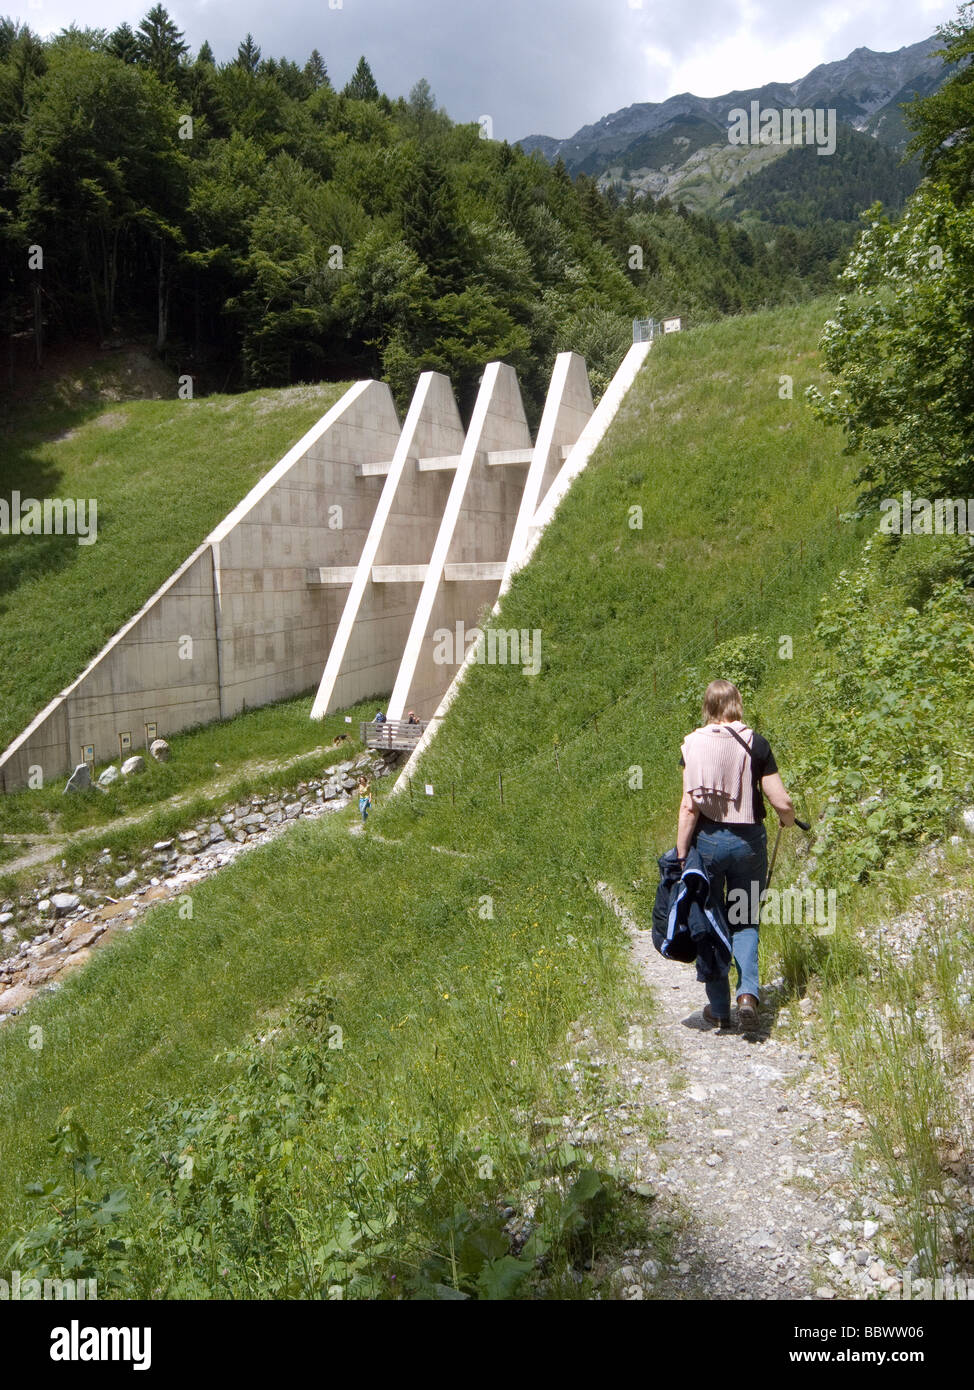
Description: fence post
498,772,504,806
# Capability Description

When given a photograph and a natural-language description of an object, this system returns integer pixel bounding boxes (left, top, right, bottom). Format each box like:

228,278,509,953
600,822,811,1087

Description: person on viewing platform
407,710,419,725
373,710,386,724
676,679,795,1032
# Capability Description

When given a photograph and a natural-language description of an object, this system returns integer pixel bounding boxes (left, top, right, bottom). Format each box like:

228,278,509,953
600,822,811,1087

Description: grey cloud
45,0,956,140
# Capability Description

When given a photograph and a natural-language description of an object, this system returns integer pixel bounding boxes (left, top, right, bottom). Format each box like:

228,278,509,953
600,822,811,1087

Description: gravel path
595,883,899,1301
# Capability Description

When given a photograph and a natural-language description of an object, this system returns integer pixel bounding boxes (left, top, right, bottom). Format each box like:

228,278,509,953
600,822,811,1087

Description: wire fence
383,507,864,826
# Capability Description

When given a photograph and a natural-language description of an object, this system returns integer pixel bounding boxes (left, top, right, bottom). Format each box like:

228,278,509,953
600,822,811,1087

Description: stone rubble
0,751,397,1018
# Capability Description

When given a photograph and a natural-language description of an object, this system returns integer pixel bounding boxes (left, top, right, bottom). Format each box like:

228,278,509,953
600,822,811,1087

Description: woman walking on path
676,679,796,1032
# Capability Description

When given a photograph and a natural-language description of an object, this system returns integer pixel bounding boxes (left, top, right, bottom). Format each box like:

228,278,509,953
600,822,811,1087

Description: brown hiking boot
737,994,759,1031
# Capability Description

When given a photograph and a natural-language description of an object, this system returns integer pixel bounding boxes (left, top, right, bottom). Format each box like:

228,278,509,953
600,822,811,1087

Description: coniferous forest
2,6,848,415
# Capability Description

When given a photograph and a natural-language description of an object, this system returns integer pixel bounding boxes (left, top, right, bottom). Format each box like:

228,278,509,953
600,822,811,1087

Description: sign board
662,317,682,333
145,722,158,746
119,731,132,756
81,744,94,766
425,784,434,797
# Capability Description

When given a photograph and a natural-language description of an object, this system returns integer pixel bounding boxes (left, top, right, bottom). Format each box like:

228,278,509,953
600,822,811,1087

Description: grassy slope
402,295,864,884
0,365,350,750
0,297,867,1236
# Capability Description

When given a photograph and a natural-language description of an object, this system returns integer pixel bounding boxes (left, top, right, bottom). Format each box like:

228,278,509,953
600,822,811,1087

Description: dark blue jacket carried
652,846,733,983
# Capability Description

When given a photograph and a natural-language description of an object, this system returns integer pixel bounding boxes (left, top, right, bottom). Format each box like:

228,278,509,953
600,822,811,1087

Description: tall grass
0,297,874,1291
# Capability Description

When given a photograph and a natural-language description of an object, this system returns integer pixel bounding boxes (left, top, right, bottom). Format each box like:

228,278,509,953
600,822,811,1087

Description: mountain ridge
517,34,946,187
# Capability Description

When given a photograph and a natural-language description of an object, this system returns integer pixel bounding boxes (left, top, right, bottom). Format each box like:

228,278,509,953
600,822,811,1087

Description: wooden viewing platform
361,719,429,752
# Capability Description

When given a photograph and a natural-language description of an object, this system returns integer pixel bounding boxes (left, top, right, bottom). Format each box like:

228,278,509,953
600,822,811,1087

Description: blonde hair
702,679,744,724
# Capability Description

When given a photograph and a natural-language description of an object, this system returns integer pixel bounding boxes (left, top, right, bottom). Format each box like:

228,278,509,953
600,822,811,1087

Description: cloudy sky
13,0,961,140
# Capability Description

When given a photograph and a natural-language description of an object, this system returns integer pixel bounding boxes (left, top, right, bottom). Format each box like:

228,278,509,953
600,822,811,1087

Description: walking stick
766,817,810,890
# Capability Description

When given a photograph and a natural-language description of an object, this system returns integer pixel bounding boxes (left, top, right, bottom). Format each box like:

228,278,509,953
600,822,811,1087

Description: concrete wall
0,546,220,792
0,350,622,794
210,379,399,717
0,379,401,790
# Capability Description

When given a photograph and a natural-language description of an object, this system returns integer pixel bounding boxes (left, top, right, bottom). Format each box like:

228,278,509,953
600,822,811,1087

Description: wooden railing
361,719,428,752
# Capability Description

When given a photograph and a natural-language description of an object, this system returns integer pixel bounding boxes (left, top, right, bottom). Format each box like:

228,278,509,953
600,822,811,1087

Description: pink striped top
681,721,756,823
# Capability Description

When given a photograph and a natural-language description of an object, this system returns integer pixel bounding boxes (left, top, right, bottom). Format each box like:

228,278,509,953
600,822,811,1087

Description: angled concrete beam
310,371,466,718
390,343,649,795
499,351,593,598
386,362,532,721
527,342,650,559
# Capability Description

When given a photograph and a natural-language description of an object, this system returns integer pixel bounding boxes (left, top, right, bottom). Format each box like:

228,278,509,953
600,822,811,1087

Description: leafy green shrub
681,630,770,725
792,534,974,888
5,1111,134,1296
8,980,625,1301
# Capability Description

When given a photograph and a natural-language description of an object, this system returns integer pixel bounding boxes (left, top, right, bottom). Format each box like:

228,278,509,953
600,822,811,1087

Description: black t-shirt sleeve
751,733,778,779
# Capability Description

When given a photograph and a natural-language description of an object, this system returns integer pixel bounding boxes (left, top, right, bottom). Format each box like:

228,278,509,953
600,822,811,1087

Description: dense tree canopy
0,7,852,413
906,1,974,206
811,4,974,503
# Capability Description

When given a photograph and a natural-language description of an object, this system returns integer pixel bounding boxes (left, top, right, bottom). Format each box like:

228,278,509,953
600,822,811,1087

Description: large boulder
51,893,81,917
97,765,120,788
0,982,35,1014
64,763,91,794
149,738,171,763
121,755,146,777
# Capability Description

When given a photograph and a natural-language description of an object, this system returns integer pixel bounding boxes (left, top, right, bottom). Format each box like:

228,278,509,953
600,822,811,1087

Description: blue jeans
694,820,767,1018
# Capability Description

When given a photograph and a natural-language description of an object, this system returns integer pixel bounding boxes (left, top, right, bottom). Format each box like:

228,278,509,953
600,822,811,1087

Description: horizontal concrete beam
370,564,429,583
486,448,533,467
443,561,506,581
354,459,398,478
306,567,358,586
417,454,464,472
